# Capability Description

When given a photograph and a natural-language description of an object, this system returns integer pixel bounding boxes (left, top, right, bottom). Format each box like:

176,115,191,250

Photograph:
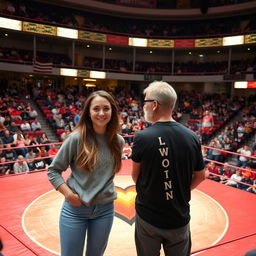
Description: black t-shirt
131,121,205,229
5,150,17,161
0,164,10,175
32,159,46,170
2,135,14,145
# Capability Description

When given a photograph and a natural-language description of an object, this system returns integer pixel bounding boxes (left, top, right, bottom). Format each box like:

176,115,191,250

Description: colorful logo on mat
114,185,136,225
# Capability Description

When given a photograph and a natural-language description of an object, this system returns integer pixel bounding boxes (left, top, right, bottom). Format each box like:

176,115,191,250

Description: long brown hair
75,90,122,173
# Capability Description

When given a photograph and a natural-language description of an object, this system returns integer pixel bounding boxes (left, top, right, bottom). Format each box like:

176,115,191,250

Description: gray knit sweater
47,131,124,205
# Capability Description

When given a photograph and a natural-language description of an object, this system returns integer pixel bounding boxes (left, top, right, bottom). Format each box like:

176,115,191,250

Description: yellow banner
195,38,222,47
23,22,57,36
77,69,90,77
245,34,256,44
148,39,174,48
79,31,106,43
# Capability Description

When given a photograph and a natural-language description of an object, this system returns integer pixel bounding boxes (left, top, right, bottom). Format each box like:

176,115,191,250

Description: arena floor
0,160,256,256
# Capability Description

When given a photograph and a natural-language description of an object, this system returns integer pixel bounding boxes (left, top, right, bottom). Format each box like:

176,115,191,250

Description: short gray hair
144,81,177,110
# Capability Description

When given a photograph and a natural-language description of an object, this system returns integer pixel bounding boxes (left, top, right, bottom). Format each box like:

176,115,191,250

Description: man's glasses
143,99,161,105
143,99,155,104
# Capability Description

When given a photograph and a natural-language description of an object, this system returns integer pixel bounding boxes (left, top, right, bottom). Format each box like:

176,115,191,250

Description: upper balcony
39,0,256,19
0,0,255,83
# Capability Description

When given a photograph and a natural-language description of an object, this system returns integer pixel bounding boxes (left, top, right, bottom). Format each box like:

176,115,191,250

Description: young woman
13,133,27,157
38,132,51,150
47,90,124,256
23,133,31,146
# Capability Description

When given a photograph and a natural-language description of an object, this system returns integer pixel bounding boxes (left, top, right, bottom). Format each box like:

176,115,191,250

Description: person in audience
247,179,256,194
13,155,29,174
25,148,35,171
201,110,214,142
48,144,59,164
241,164,254,180
1,130,14,147
8,121,20,134
121,123,133,145
73,109,81,125
0,123,6,138
237,144,252,167
4,144,17,162
9,108,22,120
3,116,11,128
48,144,59,156
28,107,38,119
21,109,31,120
219,163,233,184
65,121,75,131
32,149,48,171
13,133,27,157
226,169,242,188
60,127,71,141
38,132,51,150
23,133,31,146
0,114,5,124
30,135,40,152
31,118,42,131
47,90,124,256
20,120,31,132
238,172,253,191
209,139,223,162
54,114,65,129
0,156,11,175
39,146,50,165
122,143,132,159
52,106,61,117
205,161,220,182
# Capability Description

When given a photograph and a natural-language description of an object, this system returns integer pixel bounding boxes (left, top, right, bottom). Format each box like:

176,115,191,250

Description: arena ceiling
34,0,256,20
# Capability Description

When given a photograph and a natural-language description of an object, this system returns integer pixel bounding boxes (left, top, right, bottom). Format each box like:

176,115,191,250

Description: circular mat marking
22,176,228,255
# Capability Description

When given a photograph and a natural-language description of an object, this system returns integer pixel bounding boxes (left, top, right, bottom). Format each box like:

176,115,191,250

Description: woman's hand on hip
66,193,83,206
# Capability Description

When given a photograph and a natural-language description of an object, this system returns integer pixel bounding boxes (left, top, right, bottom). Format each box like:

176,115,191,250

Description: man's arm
132,161,141,183
191,169,205,190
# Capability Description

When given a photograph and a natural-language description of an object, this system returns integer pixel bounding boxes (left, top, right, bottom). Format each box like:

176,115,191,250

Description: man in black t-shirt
131,81,205,256
31,150,48,171
0,157,11,175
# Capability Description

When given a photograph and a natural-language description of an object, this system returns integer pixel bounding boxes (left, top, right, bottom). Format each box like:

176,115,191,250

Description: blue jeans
60,200,114,256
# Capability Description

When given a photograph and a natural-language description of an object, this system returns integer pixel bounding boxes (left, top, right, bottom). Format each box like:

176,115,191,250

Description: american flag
33,60,53,73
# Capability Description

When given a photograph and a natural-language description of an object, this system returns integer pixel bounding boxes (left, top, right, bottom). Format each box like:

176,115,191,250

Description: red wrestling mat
0,160,255,256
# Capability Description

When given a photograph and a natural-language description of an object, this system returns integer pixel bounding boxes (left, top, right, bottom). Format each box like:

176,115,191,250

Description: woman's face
89,96,112,133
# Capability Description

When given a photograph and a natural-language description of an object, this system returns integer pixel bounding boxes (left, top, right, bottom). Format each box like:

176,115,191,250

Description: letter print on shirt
158,137,173,200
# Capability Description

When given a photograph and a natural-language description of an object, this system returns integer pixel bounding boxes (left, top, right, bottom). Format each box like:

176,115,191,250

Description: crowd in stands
2,46,255,76
0,47,71,66
199,96,256,193
31,85,183,145
94,58,255,75
205,159,256,191
184,93,246,142
0,85,256,194
0,0,256,37
205,160,256,194
0,89,59,175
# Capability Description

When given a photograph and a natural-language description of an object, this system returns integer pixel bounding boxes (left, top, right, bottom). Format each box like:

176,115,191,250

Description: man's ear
152,101,158,111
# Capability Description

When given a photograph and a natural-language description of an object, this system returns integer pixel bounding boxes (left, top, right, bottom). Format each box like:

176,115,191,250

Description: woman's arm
57,183,82,206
